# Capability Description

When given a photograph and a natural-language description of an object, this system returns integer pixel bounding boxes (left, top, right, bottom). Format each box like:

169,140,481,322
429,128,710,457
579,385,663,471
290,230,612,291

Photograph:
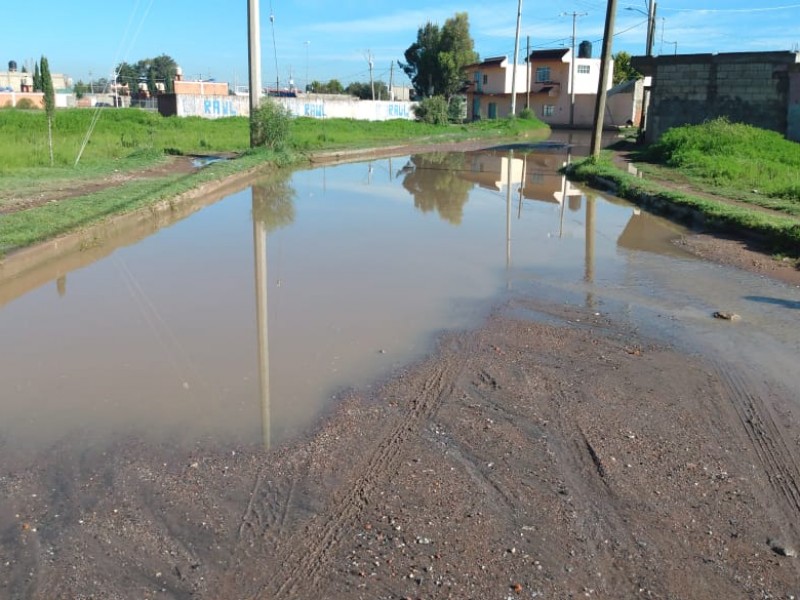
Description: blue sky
5,1,800,89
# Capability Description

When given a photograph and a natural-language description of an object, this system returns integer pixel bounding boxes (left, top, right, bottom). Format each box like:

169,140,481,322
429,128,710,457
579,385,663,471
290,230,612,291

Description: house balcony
531,81,561,96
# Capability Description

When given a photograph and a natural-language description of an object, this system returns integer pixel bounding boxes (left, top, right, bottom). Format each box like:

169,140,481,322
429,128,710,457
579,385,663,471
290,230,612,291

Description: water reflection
252,177,296,449
0,139,706,459
399,153,473,225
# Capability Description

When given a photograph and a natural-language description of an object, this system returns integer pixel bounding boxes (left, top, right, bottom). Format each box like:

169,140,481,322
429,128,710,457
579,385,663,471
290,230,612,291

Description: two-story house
464,45,621,127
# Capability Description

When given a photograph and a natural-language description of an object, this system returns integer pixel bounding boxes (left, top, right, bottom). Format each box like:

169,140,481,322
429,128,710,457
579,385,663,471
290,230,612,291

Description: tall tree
33,61,42,92
40,56,56,165
400,12,478,99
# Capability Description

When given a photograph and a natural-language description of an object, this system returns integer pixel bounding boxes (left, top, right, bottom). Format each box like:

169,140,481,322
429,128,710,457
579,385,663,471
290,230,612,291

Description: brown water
2,132,799,458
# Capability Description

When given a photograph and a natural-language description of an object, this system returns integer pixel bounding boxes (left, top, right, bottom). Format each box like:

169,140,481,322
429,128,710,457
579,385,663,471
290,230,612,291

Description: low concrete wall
158,93,416,121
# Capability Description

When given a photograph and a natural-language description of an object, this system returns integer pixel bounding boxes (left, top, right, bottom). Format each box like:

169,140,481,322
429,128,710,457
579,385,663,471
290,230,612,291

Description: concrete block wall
640,51,799,143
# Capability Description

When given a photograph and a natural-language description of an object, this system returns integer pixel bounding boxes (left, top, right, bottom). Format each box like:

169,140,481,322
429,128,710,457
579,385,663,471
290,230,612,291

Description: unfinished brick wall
634,51,800,143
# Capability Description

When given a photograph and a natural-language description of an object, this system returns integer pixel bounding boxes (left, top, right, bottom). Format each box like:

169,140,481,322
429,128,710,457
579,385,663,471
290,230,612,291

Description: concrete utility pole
526,35,531,109
590,0,618,158
562,11,587,126
248,0,262,148
367,51,375,101
637,0,656,142
510,0,523,117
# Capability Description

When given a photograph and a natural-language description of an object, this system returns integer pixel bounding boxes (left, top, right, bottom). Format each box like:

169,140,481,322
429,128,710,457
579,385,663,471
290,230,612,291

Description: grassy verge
0,108,548,256
566,153,800,257
633,118,800,217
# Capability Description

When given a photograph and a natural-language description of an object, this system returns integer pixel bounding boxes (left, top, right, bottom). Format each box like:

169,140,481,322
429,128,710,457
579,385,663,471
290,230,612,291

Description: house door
488,102,497,119
472,97,481,120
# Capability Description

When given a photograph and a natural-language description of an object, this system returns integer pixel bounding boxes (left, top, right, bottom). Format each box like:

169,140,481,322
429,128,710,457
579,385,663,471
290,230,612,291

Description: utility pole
248,0,262,148
304,40,310,93
525,35,531,109
510,0,523,117
562,11,587,127
590,0,618,158
637,0,656,142
367,50,375,101
389,62,395,101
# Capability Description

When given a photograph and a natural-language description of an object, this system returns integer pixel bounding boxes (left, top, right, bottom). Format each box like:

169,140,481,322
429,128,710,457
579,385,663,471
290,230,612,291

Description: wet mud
3,298,799,599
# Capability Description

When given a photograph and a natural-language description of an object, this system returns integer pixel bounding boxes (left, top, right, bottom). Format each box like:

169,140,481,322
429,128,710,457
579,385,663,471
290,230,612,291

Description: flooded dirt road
2,133,800,598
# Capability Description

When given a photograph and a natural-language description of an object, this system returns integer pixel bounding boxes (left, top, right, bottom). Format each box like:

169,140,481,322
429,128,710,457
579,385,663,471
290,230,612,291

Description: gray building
632,51,800,143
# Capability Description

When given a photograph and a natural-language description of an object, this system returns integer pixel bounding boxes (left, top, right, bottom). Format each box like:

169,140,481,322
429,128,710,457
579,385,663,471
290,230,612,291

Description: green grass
566,153,800,256
0,107,549,255
637,118,800,217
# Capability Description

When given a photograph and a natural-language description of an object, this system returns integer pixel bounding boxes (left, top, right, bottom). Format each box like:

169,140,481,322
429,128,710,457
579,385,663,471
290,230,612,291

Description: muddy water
1,132,799,460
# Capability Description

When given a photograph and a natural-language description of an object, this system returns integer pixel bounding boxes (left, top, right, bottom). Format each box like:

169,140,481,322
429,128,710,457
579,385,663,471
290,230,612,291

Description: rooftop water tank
8,60,17,72
578,40,592,59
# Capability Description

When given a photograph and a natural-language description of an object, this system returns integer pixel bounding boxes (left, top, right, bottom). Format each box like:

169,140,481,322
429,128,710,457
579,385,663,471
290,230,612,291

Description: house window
577,65,590,74
483,74,488,85
535,67,550,83
543,105,555,117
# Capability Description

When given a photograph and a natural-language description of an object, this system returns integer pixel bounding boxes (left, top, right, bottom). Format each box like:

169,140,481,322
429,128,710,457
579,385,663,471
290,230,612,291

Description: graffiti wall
163,94,416,121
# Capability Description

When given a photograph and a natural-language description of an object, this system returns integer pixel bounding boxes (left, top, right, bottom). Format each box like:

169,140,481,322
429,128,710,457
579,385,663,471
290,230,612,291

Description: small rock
713,311,741,321
768,539,798,558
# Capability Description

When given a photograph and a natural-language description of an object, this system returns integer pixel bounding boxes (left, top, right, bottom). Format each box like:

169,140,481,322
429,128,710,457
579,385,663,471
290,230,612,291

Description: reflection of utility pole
247,0,262,147
590,0,619,158
252,193,271,449
506,151,514,272
561,11,587,127
559,150,572,238
584,194,596,308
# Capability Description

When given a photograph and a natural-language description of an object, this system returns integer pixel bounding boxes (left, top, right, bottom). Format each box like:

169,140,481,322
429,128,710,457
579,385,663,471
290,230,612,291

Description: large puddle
2,132,799,460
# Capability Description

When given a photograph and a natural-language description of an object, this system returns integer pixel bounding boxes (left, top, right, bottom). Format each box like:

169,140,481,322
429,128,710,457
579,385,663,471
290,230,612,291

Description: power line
661,2,800,12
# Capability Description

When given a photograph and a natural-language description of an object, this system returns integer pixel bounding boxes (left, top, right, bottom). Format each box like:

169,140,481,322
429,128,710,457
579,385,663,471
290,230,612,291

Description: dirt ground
2,298,800,599
2,144,800,599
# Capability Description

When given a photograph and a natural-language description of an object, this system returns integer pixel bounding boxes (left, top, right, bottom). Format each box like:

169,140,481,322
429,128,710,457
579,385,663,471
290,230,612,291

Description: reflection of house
632,51,800,143
459,148,582,206
464,44,621,126
460,151,524,191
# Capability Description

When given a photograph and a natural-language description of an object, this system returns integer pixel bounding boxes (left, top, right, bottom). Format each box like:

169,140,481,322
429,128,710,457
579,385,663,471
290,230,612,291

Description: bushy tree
400,12,478,99
251,98,292,149
345,81,389,100
308,79,345,94
413,95,449,125
116,54,178,96
613,51,642,85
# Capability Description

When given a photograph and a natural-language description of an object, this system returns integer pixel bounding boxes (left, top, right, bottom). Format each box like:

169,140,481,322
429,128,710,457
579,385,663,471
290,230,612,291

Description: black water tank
578,41,592,59
8,60,17,72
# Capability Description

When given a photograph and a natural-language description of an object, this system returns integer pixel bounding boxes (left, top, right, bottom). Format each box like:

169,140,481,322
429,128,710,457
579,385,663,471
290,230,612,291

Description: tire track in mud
260,339,471,600
211,464,305,599
714,363,800,525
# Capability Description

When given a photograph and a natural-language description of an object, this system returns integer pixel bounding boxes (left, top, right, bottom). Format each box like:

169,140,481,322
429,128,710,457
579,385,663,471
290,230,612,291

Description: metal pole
510,0,523,117
248,0,263,148
590,0,618,158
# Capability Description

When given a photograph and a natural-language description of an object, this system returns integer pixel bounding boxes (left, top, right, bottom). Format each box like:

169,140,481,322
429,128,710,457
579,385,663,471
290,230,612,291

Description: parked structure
464,45,624,127
632,51,800,143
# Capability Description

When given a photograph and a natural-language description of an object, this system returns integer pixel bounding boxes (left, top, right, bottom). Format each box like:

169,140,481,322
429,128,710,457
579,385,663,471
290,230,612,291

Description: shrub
413,96,449,125
14,98,37,110
251,98,292,149
448,96,466,124
519,107,535,120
